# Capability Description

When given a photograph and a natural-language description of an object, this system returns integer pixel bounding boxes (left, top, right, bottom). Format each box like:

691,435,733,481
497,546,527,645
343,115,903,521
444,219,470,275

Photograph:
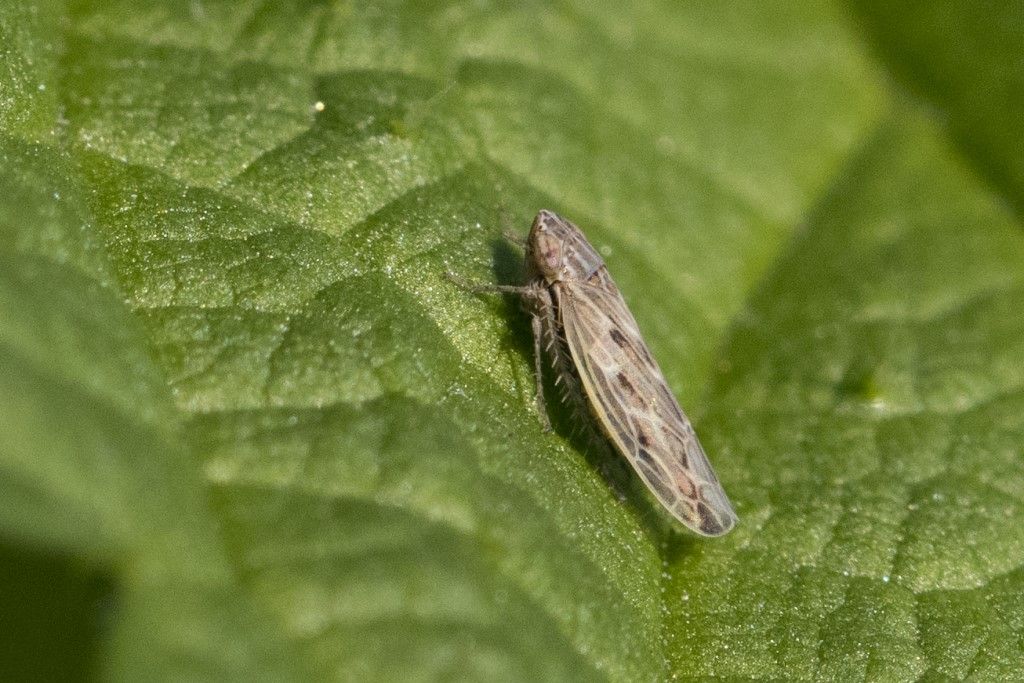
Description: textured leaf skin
1,1,1022,680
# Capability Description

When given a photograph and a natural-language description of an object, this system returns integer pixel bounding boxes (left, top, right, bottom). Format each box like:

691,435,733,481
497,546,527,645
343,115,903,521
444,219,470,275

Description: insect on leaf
458,210,737,536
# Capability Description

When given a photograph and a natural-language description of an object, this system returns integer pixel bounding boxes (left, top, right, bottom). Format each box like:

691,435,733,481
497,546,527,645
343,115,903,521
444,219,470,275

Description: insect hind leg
534,291,592,438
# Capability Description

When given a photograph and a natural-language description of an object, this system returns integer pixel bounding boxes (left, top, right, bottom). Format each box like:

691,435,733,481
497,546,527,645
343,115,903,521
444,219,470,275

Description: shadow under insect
486,237,677,545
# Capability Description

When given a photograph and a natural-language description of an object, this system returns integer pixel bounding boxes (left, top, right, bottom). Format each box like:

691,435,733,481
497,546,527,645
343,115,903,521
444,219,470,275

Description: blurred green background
2,1,1023,680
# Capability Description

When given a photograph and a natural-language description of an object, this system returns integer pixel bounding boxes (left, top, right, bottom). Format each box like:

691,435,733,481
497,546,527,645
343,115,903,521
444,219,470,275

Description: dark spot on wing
609,328,628,347
660,425,688,469
616,372,635,395
697,502,724,535
638,432,651,448
638,447,654,464
674,472,697,498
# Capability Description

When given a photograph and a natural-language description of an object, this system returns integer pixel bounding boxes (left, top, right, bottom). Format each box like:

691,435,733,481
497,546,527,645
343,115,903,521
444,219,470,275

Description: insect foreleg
445,271,540,297
530,312,553,432
449,270,554,428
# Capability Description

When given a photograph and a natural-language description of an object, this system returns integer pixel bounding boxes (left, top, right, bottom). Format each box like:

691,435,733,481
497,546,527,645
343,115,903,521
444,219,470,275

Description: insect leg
446,272,538,296
530,312,553,432
449,271,554,429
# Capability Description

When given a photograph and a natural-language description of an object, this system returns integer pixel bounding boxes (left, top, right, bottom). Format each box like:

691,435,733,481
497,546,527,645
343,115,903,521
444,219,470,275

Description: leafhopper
453,210,737,536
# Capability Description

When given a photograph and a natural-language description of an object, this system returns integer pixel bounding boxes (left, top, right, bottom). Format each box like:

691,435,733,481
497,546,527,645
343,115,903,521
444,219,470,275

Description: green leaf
2,1,1022,680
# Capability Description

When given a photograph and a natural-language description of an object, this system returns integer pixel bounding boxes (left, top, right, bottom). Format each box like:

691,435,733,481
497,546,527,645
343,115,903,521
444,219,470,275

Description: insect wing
558,272,737,536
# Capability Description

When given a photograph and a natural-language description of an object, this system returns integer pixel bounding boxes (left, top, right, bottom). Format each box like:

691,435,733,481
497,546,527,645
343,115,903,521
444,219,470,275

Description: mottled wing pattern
557,267,737,536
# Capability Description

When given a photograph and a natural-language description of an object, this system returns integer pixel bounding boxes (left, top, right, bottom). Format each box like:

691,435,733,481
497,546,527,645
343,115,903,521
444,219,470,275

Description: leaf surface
1,1,1021,679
